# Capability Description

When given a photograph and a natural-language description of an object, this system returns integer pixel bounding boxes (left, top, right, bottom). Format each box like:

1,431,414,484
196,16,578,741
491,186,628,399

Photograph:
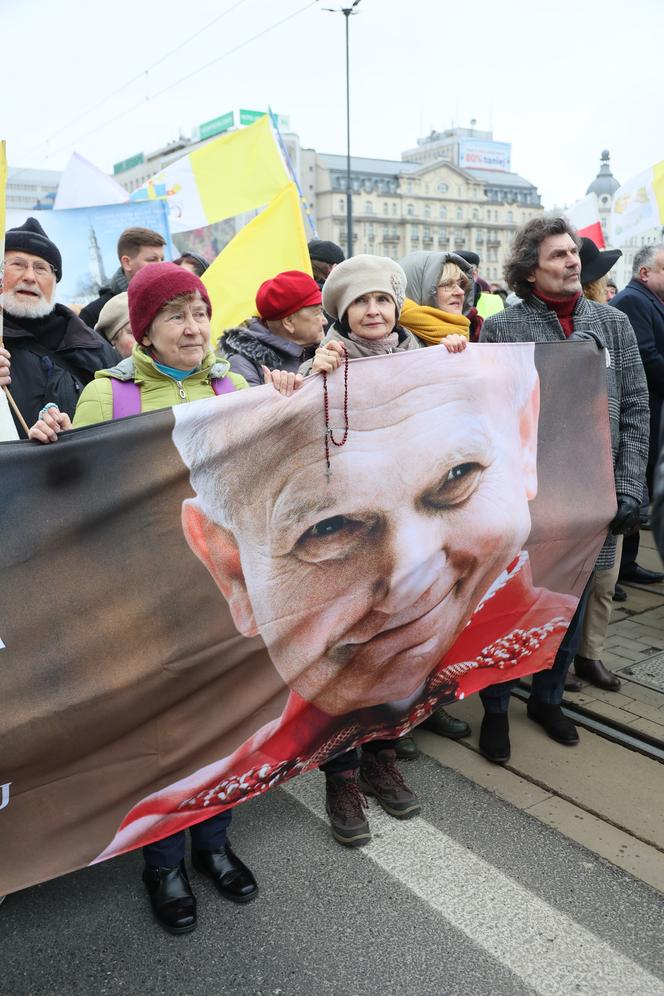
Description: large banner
5,201,173,310
0,343,615,894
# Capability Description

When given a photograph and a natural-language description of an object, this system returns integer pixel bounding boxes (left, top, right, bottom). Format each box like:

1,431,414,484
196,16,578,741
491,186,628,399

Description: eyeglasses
437,280,467,292
4,256,55,278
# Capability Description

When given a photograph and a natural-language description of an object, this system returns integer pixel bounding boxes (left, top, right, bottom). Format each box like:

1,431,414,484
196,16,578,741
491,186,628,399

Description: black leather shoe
143,860,197,935
612,585,627,602
421,707,471,740
619,564,664,584
479,712,510,764
192,843,258,904
527,699,579,745
574,656,621,691
395,733,420,760
564,674,583,692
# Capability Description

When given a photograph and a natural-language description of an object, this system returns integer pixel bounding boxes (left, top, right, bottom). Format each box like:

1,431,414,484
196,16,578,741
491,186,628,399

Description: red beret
128,262,212,342
255,270,321,322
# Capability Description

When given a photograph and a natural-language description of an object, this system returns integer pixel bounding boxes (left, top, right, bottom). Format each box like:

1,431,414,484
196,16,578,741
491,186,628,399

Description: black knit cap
455,249,480,268
308,239,345,266
5,217,62,282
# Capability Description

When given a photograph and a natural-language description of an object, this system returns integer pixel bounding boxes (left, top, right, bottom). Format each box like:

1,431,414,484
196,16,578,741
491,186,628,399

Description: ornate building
313,129,543,284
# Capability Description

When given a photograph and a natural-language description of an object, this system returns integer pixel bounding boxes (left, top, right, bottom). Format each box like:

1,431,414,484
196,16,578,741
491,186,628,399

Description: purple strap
111,375,236,419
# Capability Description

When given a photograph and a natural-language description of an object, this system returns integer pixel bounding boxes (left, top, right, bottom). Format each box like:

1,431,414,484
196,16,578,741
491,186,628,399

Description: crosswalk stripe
284,773,664,996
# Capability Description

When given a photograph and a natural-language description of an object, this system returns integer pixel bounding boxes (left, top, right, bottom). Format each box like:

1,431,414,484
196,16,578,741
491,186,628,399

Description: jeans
480,578,592,714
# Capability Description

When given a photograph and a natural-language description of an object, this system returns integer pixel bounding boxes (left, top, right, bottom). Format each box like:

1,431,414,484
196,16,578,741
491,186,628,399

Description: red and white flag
565,194,605,247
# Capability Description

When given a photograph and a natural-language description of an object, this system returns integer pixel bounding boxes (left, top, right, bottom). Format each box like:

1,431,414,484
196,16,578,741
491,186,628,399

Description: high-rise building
6,167,61,213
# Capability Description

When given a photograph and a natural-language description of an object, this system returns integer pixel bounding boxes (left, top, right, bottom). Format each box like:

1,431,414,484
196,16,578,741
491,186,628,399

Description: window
472,208,479,220
437,182,448,193
424,204,431,218
456,207,463,220
407,180,413,194
407,203,415,217
365,201,373,215
507,210,513,224
439,205,447,220
339,199,345,213
383,202,389,215
392,203,397,216
368,223,374,236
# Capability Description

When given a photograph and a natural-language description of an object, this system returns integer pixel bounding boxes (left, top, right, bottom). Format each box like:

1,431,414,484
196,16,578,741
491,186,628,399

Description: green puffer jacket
72,345,248,427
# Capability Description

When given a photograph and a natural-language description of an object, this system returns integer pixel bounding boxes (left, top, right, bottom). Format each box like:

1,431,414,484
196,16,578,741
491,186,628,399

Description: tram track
513,683,664,763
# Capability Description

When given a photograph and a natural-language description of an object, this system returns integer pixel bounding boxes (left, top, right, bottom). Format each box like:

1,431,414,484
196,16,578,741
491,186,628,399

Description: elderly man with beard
0,218,117,436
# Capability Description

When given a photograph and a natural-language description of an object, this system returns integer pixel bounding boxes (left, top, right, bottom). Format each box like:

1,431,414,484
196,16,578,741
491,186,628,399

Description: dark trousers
480,578,592,714
320,739,398,774
143,809,232,868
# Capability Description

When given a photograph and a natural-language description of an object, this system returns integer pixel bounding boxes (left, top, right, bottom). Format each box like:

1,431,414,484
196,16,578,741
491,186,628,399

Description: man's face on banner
179,349,539,716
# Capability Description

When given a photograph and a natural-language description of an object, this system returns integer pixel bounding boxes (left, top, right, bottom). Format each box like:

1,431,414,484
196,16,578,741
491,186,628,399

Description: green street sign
113,152,145,175
239,108,268,126
199,111,235,141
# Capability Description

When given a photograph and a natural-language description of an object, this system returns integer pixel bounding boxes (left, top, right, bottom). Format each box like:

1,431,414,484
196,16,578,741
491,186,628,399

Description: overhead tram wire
18,0,320,170
15,0,252,166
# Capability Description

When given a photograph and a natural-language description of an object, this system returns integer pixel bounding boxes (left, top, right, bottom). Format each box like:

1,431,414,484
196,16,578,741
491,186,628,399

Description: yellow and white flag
203,183,311,336
610,161,664,246
0,138,20,441
131,116,289,232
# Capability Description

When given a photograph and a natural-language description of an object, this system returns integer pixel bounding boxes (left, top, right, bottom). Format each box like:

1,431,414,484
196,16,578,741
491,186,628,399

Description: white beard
0,284,56,319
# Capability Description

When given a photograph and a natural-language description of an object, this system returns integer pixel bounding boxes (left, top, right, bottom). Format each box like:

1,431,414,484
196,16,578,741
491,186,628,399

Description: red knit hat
128,262,212,342
255,270,321,322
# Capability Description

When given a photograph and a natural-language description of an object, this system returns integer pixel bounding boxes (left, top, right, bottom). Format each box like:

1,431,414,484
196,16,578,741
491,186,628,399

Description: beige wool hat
322,254,408,321
95,292,130,342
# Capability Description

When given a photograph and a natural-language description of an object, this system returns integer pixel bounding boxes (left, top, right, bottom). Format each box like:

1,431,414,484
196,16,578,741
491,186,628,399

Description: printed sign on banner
5,201,173,309
0,343,615,895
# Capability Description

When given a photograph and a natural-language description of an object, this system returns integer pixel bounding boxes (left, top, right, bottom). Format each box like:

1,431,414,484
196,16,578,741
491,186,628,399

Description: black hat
580,237,622,286
455,249,480,267
308,239,345,266
5,217,62,282
176,250,210,276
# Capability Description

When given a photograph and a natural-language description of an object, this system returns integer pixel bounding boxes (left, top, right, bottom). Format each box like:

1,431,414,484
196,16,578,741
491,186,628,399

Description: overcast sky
6,0,661,208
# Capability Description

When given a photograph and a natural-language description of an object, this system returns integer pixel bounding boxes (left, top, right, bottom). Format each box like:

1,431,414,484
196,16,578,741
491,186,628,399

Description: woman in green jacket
30,263,247,438
28,263,257,937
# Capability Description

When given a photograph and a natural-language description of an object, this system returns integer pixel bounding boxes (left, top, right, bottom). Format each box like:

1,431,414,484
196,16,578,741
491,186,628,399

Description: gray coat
220,318,310,387
480,293,650,569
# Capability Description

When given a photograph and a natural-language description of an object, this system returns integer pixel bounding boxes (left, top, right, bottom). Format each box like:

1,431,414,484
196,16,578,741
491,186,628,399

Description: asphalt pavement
2,753,663,996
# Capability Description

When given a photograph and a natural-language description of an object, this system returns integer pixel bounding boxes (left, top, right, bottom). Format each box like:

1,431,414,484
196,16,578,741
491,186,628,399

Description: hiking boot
324,771,371,847
479,712,511,764
527,698,579,745
358,749,421,819
421,707,471,740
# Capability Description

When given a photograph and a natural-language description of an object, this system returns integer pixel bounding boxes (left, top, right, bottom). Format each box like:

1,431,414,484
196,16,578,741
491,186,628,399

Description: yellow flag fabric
203,183,312,335
0,140,7,246
192,115,289,225
131,116,290,231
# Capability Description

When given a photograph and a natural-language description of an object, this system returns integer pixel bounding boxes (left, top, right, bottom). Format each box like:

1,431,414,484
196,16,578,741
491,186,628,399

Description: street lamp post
325,0,362,258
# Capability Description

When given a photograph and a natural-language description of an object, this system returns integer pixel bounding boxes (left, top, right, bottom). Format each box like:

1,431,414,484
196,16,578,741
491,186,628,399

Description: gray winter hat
322,254,407,321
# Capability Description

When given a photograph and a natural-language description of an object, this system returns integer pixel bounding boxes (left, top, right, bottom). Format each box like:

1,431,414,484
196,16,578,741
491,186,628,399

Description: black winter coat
3,305,118,437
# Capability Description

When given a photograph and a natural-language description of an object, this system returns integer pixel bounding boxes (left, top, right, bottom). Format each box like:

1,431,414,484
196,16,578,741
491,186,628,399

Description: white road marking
284,773,664,996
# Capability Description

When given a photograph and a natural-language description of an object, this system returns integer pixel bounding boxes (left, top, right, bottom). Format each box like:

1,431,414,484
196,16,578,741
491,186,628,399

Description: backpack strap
211,377,237,396
110,379,141,419
111,375,234,419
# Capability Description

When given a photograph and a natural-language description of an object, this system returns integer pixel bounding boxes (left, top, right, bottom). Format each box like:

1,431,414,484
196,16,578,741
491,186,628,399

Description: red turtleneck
533,290,581,338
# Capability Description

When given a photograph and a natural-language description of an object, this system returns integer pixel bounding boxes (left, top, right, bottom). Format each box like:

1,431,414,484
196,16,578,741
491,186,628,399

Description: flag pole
267,107,318,238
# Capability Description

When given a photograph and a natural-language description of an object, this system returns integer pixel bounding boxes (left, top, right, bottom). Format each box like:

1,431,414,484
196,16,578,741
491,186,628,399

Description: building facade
6,167,61,212
314,129,542,284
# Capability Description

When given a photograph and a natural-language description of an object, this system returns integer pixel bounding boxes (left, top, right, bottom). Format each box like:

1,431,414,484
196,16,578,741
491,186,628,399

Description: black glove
609,496,641,536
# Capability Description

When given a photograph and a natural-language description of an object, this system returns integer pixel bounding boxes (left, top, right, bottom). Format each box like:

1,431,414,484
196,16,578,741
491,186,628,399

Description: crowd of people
0,212,660,935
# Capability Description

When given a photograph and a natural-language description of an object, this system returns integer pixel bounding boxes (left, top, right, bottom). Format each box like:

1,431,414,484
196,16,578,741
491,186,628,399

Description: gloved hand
609,495,641,536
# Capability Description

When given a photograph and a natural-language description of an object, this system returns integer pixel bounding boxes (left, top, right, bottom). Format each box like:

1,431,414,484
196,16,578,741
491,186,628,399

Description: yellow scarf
400,298,470,345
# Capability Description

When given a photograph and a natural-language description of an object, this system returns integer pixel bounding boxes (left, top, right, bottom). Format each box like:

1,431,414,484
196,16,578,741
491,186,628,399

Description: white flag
54,152,127,210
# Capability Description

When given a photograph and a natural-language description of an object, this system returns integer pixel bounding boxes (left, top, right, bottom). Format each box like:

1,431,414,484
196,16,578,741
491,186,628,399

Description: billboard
459,139,511,172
